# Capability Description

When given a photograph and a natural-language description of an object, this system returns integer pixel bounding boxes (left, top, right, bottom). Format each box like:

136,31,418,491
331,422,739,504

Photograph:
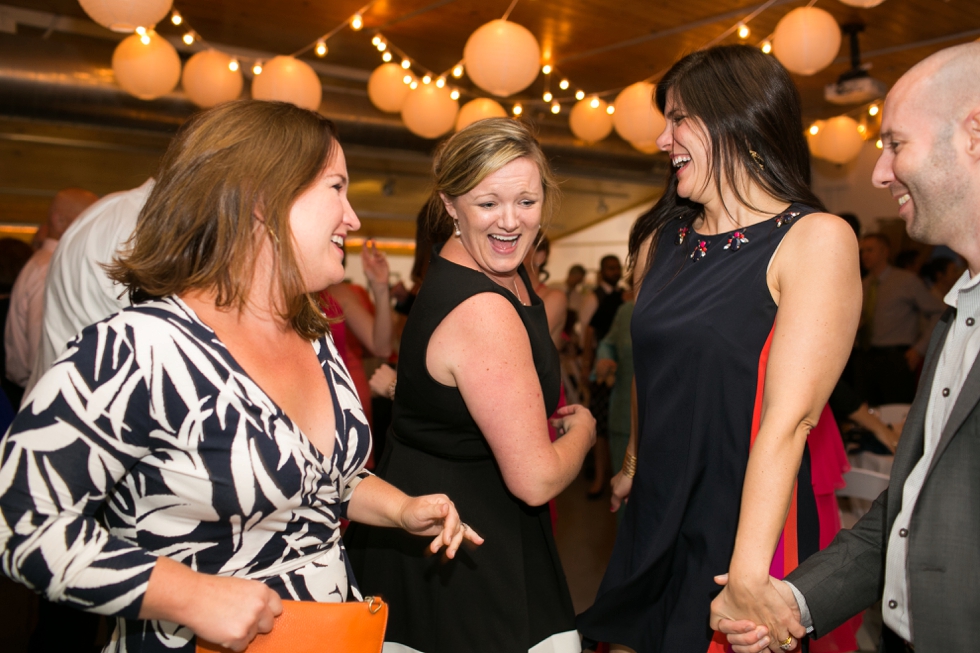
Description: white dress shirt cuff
785,581,815,634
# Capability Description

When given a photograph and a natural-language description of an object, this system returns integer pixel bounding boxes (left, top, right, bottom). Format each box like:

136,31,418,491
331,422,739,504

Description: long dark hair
628,45,824,274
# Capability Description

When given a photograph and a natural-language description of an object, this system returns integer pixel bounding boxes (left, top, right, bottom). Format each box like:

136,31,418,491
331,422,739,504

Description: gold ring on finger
779,635,794,651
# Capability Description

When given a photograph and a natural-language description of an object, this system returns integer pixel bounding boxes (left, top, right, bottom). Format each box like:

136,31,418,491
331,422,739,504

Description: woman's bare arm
710,213,861,645
427,292,595,506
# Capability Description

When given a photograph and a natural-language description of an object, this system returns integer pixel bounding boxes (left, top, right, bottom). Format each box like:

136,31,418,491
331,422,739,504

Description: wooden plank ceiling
2,0,979,242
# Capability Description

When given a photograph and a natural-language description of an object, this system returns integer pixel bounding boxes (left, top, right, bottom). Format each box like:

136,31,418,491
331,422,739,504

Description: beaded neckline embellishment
676,209,801,262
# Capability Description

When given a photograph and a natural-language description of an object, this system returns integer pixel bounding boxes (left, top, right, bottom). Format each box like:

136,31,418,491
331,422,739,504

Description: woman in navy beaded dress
576,46,862,653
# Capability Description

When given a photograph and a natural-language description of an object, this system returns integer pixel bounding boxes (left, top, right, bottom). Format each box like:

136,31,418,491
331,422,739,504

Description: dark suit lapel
926,313,980,478
886,307,954,518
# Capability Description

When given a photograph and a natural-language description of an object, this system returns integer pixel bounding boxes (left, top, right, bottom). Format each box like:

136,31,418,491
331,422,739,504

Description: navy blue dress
577,206,820,653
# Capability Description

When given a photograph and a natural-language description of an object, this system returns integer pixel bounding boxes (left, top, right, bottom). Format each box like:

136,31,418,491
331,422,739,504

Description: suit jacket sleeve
785,487,888,638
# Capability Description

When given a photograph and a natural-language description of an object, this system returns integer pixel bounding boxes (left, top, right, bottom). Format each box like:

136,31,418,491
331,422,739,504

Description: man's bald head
47,188,98,240
888,42,980,130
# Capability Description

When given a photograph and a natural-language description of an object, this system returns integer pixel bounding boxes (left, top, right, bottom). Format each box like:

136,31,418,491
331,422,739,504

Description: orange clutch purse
196,597,388,653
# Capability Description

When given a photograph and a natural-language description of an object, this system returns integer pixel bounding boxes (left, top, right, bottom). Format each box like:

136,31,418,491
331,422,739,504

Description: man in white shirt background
716,41,980,653
3,187,97,407
23,179,155,398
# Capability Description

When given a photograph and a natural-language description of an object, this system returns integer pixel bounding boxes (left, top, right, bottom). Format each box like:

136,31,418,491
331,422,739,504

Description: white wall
547,201,657,285
811,140,898,234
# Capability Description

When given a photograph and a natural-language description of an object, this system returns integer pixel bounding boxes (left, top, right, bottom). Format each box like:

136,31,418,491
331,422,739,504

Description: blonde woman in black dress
347,118,596,653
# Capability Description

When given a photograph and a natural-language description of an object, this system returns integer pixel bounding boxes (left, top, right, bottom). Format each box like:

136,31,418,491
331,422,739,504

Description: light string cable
289,0,381,58
564,0,784,108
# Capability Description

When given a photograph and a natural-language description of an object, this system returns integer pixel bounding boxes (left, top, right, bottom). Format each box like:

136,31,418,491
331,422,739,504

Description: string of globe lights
84,0,889,163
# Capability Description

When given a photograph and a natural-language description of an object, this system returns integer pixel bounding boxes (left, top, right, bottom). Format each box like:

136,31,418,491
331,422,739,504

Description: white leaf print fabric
0,297,372,652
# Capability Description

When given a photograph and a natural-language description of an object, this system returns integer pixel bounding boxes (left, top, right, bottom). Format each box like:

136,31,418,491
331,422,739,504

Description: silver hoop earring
453,220,461,237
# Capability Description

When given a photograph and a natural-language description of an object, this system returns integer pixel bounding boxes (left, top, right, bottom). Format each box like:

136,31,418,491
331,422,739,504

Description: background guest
4,187,97,407
854,232,945,405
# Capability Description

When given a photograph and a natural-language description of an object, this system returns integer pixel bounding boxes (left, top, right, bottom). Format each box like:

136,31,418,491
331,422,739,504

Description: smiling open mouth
672,155,691,171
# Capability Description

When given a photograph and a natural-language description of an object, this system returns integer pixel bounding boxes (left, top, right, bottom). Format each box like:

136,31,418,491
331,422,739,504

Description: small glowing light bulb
135,26,147,36
761,40,772,54
229,59,240,72
170,11,182,26
372,36,381,46
551,102,560,114
876,139,883,149
737,23,750,39
543,91,553,102
575,90,585,101
351,14,363,30
377,42,386,51
513,104,523,116
452,65,464,78
542,64,552,74
315,41,327,57
857,124,867,135
253,62,263,75
409,80,418,89
382,52,392,62
450,89,460,100
422,75,432,84
140,33,150,45
401,59,411,69
869,104,879,116
606,105,615,115
436,77,446,88
809,124,820,135
402,75,412,84
183,32,195,45
590,97,600,109
559,79,569,90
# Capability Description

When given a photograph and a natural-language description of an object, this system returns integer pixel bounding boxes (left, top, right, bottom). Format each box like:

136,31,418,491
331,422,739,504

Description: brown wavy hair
108,100,339,340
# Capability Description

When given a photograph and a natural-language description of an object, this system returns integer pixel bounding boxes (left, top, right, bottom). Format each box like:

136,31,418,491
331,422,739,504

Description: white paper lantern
815,116,863,164
79,0,172,32
251,56,322,111
463,20,541,97
569,98,613,144
182,50,243,108
631,140,661,155
401,85,459,139
772,7,842,76
612,82,666,149
368,63,412,113
455,98,507,131
112,31,181,100
806,120,827,159
838,0,886,7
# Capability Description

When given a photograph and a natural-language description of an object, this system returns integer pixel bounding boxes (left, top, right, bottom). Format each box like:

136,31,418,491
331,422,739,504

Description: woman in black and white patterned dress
0,100,481,653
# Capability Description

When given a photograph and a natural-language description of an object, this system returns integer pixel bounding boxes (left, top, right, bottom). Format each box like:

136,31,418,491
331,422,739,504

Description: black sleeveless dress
576,206,820,653
345,249,579,653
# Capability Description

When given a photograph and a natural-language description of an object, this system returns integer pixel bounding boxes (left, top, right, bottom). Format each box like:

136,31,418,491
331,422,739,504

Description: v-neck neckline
167,296,343,468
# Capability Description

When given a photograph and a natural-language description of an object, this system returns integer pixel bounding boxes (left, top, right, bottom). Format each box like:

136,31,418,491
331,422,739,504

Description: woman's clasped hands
710,573,806,653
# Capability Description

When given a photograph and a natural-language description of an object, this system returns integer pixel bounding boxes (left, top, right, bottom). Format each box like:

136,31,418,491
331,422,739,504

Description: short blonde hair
429,118,559,234
109,100,339,339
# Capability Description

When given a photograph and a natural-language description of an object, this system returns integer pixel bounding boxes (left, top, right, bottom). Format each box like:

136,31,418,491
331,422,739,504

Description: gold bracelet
622,451,638,478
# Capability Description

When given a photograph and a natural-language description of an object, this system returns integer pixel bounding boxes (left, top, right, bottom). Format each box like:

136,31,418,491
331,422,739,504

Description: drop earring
454,219,461,237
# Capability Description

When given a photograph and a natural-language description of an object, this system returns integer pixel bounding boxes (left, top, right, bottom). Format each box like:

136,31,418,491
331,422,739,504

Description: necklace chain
512,275,526,306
